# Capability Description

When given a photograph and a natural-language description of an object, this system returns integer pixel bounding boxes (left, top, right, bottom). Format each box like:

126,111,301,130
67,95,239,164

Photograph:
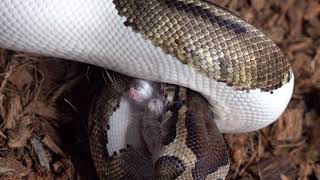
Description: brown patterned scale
113,0,290,91
88,73,229,179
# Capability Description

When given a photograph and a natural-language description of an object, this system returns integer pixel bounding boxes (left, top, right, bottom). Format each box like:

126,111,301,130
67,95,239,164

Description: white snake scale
0,0,294,179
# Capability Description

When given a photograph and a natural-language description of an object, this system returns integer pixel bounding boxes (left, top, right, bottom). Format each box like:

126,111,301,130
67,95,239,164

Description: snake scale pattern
88,73,229,179
0,0,294,179
114,0,290,91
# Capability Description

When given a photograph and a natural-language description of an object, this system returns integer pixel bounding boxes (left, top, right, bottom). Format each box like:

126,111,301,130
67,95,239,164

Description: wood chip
250,0,265,11
7,116,33,149
272,108,303,142
8,67,33,90
250,157,296,179
4,96,22,130
42,135,66,157
25,101,58,120
0,157,31,178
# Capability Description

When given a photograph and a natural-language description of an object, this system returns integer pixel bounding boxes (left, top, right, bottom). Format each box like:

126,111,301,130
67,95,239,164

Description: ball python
0,0,294,179
88,73,229,179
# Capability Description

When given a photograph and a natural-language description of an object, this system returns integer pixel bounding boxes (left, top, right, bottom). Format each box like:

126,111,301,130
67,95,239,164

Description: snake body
0,0,294,179
88,73,229,179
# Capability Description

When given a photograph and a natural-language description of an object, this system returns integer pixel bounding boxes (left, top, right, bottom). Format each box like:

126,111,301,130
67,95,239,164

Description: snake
88,73,229,179
0,0,294,179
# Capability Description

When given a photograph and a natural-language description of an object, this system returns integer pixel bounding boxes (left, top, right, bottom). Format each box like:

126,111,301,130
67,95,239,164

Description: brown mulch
0,0,319,179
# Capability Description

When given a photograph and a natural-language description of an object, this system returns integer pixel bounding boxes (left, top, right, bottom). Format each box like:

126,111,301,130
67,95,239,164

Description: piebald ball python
88,73,229,179
0,0,294,179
